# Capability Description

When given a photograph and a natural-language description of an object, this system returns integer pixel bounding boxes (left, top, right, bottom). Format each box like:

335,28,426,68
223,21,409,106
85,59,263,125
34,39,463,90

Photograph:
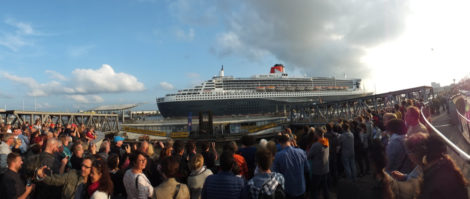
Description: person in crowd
201,151,245,199
357,123,370,176
88,142,98,156
200,141,217,173
154,156,190,199
309,127,330,199
108,153,126,199
385,119,414,174
242,147,285,199
59,135,72,169
86,127,97,143
338,123,356,181
172,140,190,183
11,137,22,154
272,133,308,199
36,156,94,199
187,153,213,199
324,122,339,187
98,140,111,160
418,135,468,199
381,113,397,146
62,124,73,137
185,141,197,163
110,136,131,168
89,158,114,199
140,140,159,186
386,132,428,199
405,106,428,135
237,135,257,179
12,127,29,154
70,124,81,142
123,151,154,199
71,141,85,170
34,137,70,198
224,141,249,178
0,152,35,199
41,138,66,174
0,134,14,173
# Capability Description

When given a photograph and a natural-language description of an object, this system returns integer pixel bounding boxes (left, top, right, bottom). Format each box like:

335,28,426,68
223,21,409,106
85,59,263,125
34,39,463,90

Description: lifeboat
296,86,305,91
276,86,286,91
256,86,266,92
306,86,314,91
266,86,276,91
286,86,295,91
314,86,321,90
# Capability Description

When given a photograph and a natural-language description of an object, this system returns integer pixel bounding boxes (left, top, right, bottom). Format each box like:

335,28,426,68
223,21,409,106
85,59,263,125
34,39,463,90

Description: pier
0,110,119,133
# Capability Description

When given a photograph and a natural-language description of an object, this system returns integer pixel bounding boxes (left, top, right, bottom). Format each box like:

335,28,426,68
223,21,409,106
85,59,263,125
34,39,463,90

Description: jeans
342,155,356,180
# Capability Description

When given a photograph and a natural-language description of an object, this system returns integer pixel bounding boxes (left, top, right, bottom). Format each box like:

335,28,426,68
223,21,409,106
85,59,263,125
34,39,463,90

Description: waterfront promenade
1,90,470,199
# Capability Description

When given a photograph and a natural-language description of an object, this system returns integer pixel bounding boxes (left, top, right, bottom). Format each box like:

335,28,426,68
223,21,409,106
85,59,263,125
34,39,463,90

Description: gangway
290,86,434,123
0,110,119,133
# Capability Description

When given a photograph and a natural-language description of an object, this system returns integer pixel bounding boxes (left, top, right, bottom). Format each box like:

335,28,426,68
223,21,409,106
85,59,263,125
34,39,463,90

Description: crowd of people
0,98,468,199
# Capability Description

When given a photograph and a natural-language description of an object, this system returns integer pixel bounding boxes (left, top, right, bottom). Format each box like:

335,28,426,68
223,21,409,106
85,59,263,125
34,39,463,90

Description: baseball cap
114,136,125,142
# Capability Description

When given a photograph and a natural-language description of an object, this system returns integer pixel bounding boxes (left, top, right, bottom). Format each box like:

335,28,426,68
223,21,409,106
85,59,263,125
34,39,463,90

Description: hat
114,136,125,142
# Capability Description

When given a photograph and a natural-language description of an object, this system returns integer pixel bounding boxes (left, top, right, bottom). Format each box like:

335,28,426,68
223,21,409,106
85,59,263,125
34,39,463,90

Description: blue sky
1,0,470,111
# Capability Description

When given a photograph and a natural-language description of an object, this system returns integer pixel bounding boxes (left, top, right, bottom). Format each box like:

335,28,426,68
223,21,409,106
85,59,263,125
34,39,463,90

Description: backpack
249,173,286,199
258,182,285,199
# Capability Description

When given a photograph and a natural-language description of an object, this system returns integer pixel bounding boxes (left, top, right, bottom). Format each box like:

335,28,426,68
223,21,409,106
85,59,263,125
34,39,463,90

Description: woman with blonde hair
187,154,213,199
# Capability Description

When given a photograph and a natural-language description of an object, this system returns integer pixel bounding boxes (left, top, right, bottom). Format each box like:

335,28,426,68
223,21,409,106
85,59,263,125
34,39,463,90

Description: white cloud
2,64,145,97
45,70,67,81
175,28,195,41
159,82,175,90
66,95,104,104
71,64,145,94
0,34,30,51
214,32,268,61
206,0,409,78
5,18,34,35
0,18,35,51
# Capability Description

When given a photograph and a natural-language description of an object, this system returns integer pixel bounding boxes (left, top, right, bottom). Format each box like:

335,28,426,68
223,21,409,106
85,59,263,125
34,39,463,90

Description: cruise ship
157,64,369,117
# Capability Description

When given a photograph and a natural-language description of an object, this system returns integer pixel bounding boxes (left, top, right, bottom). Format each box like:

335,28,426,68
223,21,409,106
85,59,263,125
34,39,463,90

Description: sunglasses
81,164,92,169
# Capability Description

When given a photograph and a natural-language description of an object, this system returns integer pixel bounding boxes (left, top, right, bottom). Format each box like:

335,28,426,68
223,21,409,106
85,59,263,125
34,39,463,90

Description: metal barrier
457,108,470,143
420,105,470,164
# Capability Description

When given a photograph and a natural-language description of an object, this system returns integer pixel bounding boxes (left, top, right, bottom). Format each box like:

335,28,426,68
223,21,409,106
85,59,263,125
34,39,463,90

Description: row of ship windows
170,92,348,100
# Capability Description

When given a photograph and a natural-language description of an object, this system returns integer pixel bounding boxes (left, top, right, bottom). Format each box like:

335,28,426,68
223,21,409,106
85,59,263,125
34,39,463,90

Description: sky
1,0,470,111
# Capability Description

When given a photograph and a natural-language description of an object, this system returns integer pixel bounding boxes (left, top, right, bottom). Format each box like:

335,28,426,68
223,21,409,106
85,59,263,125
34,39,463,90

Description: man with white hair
0,134,15,173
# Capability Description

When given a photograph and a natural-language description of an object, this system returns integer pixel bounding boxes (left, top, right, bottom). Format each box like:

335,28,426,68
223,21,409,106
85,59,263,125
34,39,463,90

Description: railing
457,108,470,142
420,105,470,164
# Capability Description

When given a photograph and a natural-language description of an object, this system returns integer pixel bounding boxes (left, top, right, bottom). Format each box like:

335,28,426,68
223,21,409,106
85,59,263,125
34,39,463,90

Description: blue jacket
202,171,245,199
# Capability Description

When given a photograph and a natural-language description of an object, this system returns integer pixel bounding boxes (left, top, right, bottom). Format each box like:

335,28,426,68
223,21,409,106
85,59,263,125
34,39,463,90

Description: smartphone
26,178,32,186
